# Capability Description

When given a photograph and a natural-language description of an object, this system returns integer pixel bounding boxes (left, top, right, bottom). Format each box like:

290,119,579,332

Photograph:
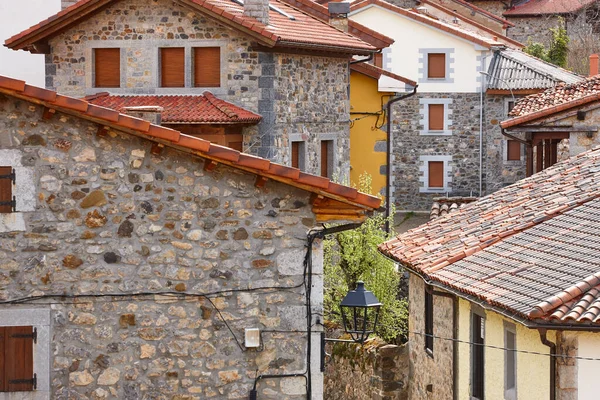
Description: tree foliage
324,173,408,343
524,17,570,68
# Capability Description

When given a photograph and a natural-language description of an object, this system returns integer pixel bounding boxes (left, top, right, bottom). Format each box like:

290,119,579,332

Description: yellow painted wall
456,299,552,400
349,71,392,197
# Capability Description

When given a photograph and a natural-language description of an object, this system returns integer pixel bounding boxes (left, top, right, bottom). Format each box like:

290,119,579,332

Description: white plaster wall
350,6,487,93
577,332,600,400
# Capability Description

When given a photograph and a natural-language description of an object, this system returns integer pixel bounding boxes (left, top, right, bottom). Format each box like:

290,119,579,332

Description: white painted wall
350,5,488,93
578,333,600,400
0,0,60,86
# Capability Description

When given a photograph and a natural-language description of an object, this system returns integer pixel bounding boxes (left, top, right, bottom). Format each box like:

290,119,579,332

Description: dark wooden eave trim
252,44,355,59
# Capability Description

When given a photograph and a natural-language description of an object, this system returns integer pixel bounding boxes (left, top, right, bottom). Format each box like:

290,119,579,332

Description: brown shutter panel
428,53,446,79
194,47,221,87
0,167,13,214
0,327,5,392
428,104,444,131
429,161,444,188
161,48,185,88
291,142,299,169
507,140,521,161
94,48,120,88
321,141,331,178
374,53,383,68
5,326,34,392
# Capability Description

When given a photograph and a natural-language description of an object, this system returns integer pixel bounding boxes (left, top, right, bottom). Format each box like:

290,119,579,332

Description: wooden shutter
428,104,444,131
424,289,433,352
0,167,14,214
471,314,485,399
4,326,35,392
194,47,220,87
161,48,185,88
507,140,521,161
427,53,446,79
374,53,383,68
291,142,300,169
428,161,444,188
0,327,4,392
94,48,120,88
321,141,331,178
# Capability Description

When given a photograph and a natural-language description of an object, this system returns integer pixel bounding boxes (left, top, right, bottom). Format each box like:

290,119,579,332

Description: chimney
123,106,164,126
61,0,79,9
328,2,350,33
590,54,599,76
244,0,269,25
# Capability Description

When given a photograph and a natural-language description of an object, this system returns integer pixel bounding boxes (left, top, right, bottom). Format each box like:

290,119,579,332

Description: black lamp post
339,281,382,344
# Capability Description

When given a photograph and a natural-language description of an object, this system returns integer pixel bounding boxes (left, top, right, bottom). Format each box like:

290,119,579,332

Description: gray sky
0,0,60,87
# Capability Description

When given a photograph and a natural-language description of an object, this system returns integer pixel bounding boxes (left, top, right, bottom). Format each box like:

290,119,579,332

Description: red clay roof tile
503,0,596,16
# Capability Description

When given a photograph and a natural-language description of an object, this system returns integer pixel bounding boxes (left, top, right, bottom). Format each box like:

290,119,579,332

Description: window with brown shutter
94,48,120,88
161,48,185,88
428,104,444,131
321,140,333,178
374,53,383,68
292,142,300,169
194,47,220,87
427,53,446,79
0,167,15,214
428,161,444,188
507,140,521,161
0,326,36,392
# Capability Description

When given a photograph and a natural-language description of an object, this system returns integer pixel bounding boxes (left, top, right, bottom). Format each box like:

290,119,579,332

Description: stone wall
390,92,482,211
0,94,324,399
556,331,578,400
407,274,454,400
324,340,409,400
506,15,558,46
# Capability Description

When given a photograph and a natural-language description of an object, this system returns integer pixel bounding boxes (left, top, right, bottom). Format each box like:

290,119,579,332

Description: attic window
427,53,446,79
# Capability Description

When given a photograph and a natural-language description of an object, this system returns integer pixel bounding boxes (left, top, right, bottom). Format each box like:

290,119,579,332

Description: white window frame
503,139,524,164
419,155,452,193
419,98,453,136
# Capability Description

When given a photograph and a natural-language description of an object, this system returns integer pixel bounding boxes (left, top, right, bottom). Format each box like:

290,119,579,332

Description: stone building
5,0,378,180
0,74,380,399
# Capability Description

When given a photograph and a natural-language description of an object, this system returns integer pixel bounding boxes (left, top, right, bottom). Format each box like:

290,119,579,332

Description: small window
94,48,120,88
507,140,521,161
0,326,36,392
291,141,306,171
507,100,516,115
424,287,433,354
320,140,333,178
428,104,444,131
428,53,446,79
504,326,516,400
374,53,383,68
194,47,221,87
0,166,15,213
471,313,485,400
161,47,185,88
428,161,444,188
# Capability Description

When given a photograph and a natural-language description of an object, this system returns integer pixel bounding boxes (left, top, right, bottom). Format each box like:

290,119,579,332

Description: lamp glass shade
339,281,381,343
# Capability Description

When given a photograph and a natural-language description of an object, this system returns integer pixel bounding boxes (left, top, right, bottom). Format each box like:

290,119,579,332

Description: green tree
524,39,548,62
523,17,569,68
324,173,408,343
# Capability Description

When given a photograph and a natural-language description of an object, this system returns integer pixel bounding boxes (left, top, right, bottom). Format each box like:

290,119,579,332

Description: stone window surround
0,149,36,233
320,134,337,180
289,134,307,171
419,98,453,135
84,40,227,96
503,139,525,164
419,155,452,193
0,308,51,400
418,48,455,84
503,320,517,400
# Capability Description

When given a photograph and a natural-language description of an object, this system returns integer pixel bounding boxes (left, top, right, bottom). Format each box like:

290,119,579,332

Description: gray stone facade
44,0,351,179
0,94,326,399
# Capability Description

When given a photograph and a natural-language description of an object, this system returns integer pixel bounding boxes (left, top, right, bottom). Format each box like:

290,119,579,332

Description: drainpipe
384,86,418,232
538,329,556,400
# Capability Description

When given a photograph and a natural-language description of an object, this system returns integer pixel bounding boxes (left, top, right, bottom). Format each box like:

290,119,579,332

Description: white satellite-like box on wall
245,328,261,348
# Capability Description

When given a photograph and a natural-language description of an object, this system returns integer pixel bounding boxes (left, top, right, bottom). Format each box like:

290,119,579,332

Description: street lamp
340,281,382,343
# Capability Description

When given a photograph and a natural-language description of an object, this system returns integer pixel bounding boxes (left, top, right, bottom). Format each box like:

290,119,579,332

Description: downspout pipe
385,86,418,232
538,329,556,400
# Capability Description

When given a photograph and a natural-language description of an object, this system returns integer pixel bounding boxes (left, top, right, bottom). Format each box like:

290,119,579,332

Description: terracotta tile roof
349,0,505,49
430,196,477,220
504,0,596,16
379,146,600,325
86,92,262,124
430,0,515,26
5,0,376,55
0,74,381,213
350,63,417,86
280,0,395,49
501,75,600,128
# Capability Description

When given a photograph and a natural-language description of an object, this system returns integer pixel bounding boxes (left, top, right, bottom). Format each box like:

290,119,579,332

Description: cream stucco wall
349,5,489,93
577,332,600,400
456,299,552,400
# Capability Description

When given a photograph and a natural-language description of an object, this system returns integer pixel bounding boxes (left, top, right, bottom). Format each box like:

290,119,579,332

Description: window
374,53,383,68
471,313,485,400
504,325,516,400
321,140,333,178
506,100,516,115
428,53,446,79
428,104,444,131
424,287,433,354
161,47,185,87
194,47,220,87
0,166,15,213
506,140,521,161
291,141,306,171
0,326,36,392
94,48,120,88
428,161,444,188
